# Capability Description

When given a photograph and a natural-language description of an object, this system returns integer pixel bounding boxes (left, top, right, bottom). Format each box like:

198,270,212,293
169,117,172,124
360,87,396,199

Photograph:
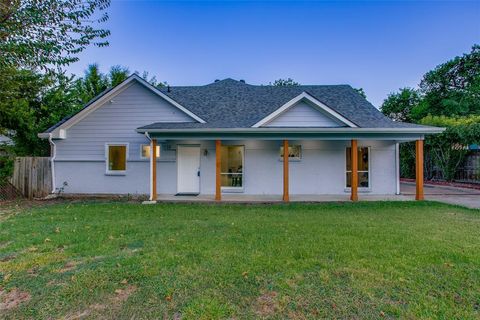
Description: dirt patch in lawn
0,288,31,311
65,285,137,319
254,291,279,317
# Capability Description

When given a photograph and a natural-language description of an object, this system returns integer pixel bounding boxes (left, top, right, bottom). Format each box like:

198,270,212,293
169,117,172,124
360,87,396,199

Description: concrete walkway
401,182,480,209
152,183,479,209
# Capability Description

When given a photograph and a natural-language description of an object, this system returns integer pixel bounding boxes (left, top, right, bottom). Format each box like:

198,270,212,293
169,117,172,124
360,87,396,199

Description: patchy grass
0,201,479,319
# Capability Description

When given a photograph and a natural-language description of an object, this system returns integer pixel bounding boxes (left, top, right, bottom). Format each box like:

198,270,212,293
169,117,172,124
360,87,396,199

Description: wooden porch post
350,139,358,201
150,139,157,201
415,139,424,200
215,140,221,201
283,140,289,202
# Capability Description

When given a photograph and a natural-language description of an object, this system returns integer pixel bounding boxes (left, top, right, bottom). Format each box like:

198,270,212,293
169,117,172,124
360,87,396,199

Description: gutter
136,127,446,135
48,133,56,194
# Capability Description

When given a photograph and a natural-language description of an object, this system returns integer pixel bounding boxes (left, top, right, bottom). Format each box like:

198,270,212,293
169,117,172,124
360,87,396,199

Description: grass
0,201,479,319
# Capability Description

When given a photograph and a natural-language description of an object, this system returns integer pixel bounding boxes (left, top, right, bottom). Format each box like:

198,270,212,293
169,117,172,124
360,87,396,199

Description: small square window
141,144,160,159
106,144,127,174
280,145,301,161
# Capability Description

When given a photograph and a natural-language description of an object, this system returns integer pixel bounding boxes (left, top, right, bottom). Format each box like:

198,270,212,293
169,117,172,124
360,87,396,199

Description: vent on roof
214,79,220,82
239,79,245,83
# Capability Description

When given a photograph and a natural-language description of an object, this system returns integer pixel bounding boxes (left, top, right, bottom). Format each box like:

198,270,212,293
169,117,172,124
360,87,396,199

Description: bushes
400,115,480,181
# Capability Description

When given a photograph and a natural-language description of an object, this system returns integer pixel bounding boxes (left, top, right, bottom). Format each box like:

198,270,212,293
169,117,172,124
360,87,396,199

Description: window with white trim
221,145,244,190
346,147,370,188
106,144,128,174
280,145,302,161
141,144,160,159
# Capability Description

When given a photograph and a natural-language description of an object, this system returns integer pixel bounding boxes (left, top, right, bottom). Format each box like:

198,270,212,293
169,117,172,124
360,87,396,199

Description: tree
354,88,367,99
381,88,421,122
413,45,480,119
420,115,480,181
109,65,130,87
0,0,111,73
270,78,300,86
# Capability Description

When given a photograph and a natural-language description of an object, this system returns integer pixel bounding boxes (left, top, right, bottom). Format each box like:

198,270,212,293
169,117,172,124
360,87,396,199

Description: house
39,75,443,202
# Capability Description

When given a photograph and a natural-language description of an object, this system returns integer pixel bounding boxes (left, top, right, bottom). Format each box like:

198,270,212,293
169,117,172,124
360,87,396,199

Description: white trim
132,75,206,123
345,145,371,190
48,133,56,194
105,143,129,175
44,74,205,138
149,139,154,200
252,92,358,128
395,142,400,194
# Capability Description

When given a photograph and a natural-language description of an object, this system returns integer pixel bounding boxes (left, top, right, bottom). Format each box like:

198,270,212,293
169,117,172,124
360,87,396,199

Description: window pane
280,145,301,159
142,145,160,158
108,145,126,171
346,147,369,171
221,146,243,187
346,147,369,188
346,172,369,188
359,172,369,188
358,147,369,171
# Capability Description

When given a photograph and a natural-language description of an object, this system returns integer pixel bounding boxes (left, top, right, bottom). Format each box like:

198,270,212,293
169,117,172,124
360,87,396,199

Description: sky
66,0,480,107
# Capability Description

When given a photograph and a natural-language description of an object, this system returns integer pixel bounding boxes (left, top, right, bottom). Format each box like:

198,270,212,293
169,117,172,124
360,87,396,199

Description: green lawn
0,201,479,319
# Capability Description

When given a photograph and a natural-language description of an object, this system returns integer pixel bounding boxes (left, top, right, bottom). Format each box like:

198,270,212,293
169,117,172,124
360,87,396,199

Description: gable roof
43,76,437,139
252,91,357,128
41,74,205,137
148,78,425,129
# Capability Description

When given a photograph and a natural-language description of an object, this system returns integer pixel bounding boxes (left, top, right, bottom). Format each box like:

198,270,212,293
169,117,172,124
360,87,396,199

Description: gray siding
55,81,194,161
56,140,397,195
264,101,345,127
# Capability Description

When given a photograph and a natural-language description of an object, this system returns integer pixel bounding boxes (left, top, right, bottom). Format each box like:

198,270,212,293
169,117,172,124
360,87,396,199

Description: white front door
177,145,200,194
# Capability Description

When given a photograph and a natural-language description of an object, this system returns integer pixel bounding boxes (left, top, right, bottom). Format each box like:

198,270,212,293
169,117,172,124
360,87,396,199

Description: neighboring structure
39,75,443,201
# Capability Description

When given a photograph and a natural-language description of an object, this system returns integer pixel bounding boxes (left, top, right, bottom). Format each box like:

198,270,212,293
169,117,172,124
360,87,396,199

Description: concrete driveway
401,182,480,209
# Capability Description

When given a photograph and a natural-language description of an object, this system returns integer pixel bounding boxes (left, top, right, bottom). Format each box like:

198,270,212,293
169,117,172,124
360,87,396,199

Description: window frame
279,144,302,162
105,143,129,175
345,146,371,191
220,145,245,193
140,144,161,160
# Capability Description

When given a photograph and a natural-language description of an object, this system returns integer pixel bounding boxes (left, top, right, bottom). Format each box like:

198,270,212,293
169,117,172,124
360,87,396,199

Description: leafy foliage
0,0,111,72
419,115,480,181
353,87,367,98
270,78,300,86
381,88,420,122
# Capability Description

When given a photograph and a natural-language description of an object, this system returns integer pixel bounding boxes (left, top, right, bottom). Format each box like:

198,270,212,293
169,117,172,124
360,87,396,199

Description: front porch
141,130,428,203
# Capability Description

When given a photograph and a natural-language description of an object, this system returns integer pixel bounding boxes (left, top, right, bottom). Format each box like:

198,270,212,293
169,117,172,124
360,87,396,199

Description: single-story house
39,75,443,202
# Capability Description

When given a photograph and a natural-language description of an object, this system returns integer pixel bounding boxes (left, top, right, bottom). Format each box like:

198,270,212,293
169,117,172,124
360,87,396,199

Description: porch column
150,139,157,201
283,140,289,202
350,139,358,201
415,139,424,200
215,140,221,201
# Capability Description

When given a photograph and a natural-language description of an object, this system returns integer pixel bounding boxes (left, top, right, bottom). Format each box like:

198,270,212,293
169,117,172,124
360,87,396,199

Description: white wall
55,140,397,195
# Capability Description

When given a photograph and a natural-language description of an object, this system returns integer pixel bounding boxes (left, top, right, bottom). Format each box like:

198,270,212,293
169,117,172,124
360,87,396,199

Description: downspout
144,132,153,200
48,133,56,194
395,142,400,195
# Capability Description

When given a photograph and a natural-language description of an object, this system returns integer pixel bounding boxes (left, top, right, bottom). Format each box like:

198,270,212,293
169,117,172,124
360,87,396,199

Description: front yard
0,201,479,319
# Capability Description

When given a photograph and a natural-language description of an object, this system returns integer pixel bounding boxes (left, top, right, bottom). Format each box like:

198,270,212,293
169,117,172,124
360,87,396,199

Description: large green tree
381,88,421,122
413,45,480,119
0,0,110,72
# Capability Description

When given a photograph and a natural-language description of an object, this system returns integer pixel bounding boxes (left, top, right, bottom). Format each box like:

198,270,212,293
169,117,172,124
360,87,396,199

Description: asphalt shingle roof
147,78,424,129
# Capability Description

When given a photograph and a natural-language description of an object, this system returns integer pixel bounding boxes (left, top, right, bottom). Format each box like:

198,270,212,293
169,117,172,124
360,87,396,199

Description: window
106,144,127,174
141,144,160,159
280,145,302,161
346,147,369,188
221,145,244,190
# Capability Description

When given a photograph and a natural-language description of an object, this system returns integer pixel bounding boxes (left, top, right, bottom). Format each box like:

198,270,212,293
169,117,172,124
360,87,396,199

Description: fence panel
11,157,52,199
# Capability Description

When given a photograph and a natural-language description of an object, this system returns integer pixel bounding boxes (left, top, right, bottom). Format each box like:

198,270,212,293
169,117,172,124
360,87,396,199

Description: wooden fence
11,157,52,199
